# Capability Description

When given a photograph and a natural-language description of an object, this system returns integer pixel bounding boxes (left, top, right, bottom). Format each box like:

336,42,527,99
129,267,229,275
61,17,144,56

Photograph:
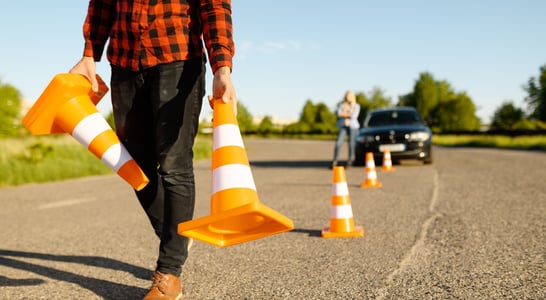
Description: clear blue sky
1,1,545,123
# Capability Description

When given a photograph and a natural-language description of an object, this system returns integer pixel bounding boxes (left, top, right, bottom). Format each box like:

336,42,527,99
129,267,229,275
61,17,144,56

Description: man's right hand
209,66,237,116
69,56,98,92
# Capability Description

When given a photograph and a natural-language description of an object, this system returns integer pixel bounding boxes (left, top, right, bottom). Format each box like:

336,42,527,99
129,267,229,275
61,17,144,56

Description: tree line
1,64,545,137
241,65,546,135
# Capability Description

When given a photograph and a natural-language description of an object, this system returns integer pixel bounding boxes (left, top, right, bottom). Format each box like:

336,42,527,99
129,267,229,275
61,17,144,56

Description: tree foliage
285,99,337,134
236,101,255,134
413,72,439,120
312,102,337,133
354,88,392,125
399,72,481,132
0,80,23,137
299,100,317,125
5,64,546,139
523,63,546,121
257,116,274,135
490,101,525,130
430,92,481,132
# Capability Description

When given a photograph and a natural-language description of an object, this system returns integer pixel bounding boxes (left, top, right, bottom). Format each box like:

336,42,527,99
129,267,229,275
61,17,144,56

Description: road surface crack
376,168,442,299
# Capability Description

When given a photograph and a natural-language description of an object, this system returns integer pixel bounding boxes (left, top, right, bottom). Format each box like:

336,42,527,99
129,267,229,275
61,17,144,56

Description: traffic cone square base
178,202,294,247
322,225,364,238
22,74,109,135
360,182,383,188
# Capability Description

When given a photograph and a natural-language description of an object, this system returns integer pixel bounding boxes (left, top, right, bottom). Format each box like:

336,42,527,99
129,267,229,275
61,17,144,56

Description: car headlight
408,131,430,142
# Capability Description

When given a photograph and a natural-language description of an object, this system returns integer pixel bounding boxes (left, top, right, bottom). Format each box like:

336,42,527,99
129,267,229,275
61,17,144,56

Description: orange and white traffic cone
322,166,364,238
22,73,149,191
178,99,294,247
360,152,382,188
381,149,395,172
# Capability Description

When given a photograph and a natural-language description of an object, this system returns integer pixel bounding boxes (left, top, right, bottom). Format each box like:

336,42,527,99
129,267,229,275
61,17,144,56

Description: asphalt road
0,139,544,300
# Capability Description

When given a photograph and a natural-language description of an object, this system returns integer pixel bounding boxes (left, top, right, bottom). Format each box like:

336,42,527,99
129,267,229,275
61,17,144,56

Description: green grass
2,134,544,188
0,135,212,188
193,135,213,160
433,134,546,151
0,135,110,187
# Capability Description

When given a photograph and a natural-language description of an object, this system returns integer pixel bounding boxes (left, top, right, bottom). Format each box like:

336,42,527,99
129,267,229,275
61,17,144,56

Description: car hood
359,124,430,135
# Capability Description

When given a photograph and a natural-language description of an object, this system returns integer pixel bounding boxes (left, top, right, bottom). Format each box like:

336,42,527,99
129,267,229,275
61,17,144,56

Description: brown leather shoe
143,271,182,300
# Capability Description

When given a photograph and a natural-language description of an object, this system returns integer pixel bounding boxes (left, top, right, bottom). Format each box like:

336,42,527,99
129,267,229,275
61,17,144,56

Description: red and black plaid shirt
82,0,234,73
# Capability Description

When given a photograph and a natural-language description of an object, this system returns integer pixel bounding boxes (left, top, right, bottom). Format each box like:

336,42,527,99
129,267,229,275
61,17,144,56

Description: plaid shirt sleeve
200,0,235,73
82,0,116,61
81,0,234,71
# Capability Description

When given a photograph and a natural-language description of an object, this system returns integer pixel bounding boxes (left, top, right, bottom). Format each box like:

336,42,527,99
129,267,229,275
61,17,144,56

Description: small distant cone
322,166,364,238
381,149,395,172
360,152,382,188
22,73,149,191
178,99,294,247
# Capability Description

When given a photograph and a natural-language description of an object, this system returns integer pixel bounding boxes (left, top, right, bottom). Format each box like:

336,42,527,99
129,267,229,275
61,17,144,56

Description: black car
354,106,433,166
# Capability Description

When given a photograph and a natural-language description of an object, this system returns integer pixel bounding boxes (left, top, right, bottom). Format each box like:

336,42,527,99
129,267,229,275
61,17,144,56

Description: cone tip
333,166,346,182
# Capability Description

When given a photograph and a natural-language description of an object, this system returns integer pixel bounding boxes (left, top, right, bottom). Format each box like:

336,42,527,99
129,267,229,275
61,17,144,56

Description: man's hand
69,56,98,92
209,66,237,115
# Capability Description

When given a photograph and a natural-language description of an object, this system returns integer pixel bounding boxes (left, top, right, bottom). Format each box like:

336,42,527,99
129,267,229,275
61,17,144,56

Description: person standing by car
332,91,360,168
69,1,236,299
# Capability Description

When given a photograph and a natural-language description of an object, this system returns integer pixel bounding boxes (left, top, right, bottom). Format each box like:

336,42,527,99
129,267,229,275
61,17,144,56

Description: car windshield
366,110,423,127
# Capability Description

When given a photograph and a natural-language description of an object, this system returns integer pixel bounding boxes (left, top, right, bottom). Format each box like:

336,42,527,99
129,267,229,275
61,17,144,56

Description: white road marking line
38,197,96,210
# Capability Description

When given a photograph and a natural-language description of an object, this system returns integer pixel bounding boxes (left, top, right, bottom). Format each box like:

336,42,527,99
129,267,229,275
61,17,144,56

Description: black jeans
110,58,205,276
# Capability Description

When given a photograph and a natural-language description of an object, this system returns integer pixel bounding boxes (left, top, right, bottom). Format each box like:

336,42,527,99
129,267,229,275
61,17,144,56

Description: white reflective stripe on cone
212,164,256,194
101,143,132,172
71,112,111,148
330,204,354,219
367,171,377,179
366,160,375,168
332,182,349,196
213,124,245,151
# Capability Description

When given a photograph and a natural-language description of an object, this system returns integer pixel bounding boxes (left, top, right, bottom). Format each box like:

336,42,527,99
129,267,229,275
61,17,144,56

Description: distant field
433,134,546,151
1,134,544,187
0,135,212,187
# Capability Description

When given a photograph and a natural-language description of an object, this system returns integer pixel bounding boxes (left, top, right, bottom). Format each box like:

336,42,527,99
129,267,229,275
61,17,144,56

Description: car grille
375,132,407,143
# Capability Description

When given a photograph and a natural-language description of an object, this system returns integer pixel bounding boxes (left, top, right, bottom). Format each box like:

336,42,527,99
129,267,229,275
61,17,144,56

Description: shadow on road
0,249,149,299
0,274,44,287
289,228,322,237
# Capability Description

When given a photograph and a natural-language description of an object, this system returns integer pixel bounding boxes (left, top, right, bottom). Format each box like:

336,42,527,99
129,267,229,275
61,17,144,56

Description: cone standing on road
382,149,395,172
22,74,149,191
360,152,382,188
178,99,294,247
322,166,364,238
